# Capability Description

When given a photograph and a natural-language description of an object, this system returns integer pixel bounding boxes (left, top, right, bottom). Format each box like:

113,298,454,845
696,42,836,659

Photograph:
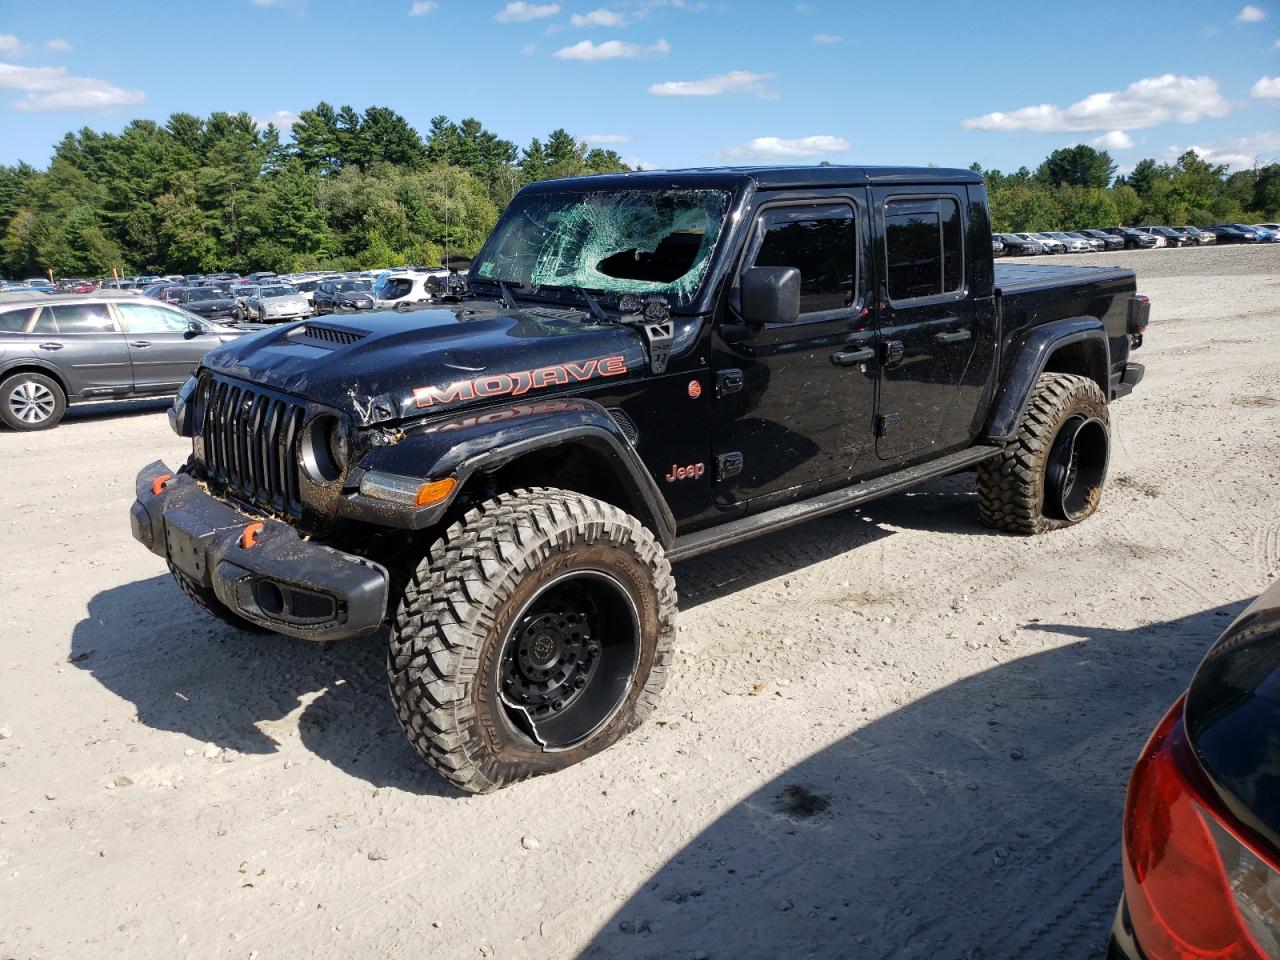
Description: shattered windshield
472,188,732,307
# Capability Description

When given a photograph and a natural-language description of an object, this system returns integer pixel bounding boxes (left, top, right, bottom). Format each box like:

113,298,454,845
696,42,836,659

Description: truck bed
993,261,1134,296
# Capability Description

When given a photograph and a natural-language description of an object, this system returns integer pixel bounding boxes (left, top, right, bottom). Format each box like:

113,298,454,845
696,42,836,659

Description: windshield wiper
537,283,608,321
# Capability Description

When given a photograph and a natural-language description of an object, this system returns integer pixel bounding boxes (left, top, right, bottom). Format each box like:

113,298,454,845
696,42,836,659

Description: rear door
29,302,132,397
114,301,208,391
872,188,990,460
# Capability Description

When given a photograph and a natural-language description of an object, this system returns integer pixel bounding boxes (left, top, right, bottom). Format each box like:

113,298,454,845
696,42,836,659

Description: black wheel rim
498,571,640,751
1044,414,1108,521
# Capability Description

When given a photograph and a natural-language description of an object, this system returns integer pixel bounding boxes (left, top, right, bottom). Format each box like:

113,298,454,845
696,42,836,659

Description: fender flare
983,316,1110,443
0,358,71,396
341,396,677,546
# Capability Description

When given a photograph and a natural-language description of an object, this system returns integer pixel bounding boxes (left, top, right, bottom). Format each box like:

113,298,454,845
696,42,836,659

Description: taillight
1128,294,1151,335
1123,698,1280,958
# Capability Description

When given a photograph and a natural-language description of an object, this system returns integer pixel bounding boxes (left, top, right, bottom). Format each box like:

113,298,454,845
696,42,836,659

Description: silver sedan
247,285,313,323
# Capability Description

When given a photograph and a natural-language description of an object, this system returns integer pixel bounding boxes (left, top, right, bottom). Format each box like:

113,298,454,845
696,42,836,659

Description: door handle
130,340,152,348
882,340,905,366
831,347,875,367
38,342,63,351
935,329,972,345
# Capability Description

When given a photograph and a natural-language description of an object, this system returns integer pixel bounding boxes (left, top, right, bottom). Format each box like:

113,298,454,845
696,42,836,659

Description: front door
114,301,210,391
872,189,985,460
711,194,876,505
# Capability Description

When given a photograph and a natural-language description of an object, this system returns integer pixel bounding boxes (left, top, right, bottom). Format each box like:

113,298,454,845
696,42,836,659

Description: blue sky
1,0,1278,175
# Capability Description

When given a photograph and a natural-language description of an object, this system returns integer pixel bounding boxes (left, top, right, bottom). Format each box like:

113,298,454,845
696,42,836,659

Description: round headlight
301,415,350,484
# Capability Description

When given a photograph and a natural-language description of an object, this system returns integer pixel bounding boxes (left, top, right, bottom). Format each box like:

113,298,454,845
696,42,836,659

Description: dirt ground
1,243,1277,960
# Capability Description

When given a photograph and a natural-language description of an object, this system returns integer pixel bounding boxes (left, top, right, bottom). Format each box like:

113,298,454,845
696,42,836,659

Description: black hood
186,298,237,312
201,302,654,426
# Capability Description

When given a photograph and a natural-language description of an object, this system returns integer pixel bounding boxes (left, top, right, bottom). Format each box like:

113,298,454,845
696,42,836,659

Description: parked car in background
1205,224,1260,243
1104,228,1161,250
1177,226,1216,245
1016,232,1066,254
995,233,1045,255
144,283,184,303
246,284,312,323
1248,225,1279,242
1065,231,1106,252
1078,229,1126,251
175,286,240,322
372,270,449,309
992,235,1005,257
1142,227,1194,248
0,293,255,430
1044,232,1091,253
1110,579,1280,960
228,285,262,321
313,278,374,314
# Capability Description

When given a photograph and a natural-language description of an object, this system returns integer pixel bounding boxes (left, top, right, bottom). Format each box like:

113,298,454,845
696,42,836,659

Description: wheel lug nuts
574,676,586,689
552,699,564,711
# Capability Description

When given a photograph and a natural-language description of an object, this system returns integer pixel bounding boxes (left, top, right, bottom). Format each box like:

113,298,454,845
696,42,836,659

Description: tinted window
45,303,116,333
750,204,856,315
885,197,964,302
184,289,218,302
117,303,192,334
0,307,33,332
380,278,414,300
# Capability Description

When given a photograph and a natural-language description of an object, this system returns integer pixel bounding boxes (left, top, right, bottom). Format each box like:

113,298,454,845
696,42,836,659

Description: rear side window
381,278,413,300
34,303,117,333
884,197,964,302
749,203,857,315
0,307,33,332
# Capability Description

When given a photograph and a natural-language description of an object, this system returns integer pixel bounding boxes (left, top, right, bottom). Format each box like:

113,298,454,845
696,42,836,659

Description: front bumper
130,461,389,641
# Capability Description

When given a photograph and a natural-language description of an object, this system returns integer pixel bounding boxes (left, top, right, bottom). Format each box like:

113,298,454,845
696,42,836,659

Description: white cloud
553,37,668,59
793,3,815,12
1160,131,1280,169
585,132,630,143
255,109,299,132
812,33,841,44
964,75,1231,132
1091,130,1135,150
45,38,71,53
0,63,145,112
409,1,437,13
649,69,777,98
1251,75,1280,100
722,134,851,159
521,41,538,54
496,2,561,21
1238,5,1267,21
0,34,27,56
570,8,627,26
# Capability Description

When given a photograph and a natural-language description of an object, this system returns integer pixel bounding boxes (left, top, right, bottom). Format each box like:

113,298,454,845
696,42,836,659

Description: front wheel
388,488,676,793
976,373,1110,534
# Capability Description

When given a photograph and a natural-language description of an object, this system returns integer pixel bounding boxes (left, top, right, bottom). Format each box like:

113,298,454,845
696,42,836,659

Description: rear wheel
387,488,676,793
977,373,1110,534
0,372,66,431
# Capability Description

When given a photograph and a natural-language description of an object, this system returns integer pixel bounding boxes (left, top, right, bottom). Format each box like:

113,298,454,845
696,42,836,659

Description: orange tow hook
150,473,174,496
239,522,265,550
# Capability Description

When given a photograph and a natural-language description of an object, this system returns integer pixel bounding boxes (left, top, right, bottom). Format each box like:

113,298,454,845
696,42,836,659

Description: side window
884,197,964,302
117,303,192,334
46,303,117,333
749,204,857,315
0,307,33,332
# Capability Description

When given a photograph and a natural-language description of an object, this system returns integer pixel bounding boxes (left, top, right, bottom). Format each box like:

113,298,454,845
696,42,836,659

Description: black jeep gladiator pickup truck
130,166,1149,793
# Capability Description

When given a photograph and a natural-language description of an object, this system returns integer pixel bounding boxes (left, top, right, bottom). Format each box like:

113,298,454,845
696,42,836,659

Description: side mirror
740,266,801,326
187,320,204,335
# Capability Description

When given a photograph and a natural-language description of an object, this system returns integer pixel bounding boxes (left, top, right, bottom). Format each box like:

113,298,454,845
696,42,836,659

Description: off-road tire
977,372,1109,534
0,371,66,431
167,561,273,633
388,488,677,794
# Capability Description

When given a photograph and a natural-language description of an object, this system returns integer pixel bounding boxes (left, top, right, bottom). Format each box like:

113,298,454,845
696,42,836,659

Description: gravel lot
2,244,1278,960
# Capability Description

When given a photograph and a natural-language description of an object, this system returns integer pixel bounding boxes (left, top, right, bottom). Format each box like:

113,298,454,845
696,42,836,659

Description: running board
667,445,1001,562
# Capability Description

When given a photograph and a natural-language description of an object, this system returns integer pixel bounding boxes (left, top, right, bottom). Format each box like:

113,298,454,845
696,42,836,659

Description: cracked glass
472,188,732,307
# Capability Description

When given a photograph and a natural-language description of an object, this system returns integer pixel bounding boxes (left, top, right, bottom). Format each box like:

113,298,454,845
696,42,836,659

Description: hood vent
296,323,368,347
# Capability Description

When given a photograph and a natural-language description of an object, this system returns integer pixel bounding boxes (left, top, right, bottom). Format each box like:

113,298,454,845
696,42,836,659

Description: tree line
0,104,630,278
977,144,1280,233
2,110,1278,279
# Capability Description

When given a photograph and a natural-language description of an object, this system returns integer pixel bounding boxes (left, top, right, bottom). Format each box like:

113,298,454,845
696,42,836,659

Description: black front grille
299,323,365,346
199,376,306,515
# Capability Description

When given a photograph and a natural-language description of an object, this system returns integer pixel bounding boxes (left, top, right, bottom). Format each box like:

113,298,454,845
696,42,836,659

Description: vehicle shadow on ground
576,600,1249,960
63,397,171,423
676,473,984,609
69,574,460,798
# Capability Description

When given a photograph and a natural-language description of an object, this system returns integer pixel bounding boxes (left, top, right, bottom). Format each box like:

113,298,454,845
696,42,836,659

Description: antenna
443,171,450,270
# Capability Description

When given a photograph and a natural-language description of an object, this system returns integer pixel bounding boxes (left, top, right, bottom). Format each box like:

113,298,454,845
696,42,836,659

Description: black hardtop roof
522,165,983,193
